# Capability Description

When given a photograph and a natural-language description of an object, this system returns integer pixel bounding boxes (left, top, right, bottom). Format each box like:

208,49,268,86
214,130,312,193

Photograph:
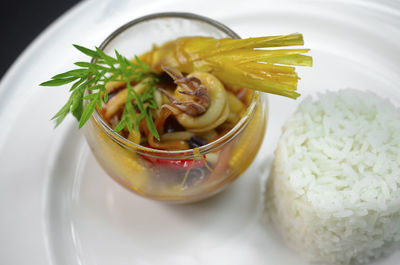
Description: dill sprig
40,45,160,140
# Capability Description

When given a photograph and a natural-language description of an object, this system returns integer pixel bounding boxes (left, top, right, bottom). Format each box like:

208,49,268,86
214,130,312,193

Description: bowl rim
91,12,261,159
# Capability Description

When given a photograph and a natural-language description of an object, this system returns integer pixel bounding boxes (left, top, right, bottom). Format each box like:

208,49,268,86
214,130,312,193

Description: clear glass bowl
83,12,268,203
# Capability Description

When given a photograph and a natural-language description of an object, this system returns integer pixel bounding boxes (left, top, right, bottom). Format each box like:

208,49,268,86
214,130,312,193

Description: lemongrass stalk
209,49,310,64
183,34,304,60
211,63,300,99
238,62,297,74
257,54,313,66
237,62,297,78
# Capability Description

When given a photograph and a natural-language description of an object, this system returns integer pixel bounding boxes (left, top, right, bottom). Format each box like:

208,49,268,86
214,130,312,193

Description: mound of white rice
266,89,400,264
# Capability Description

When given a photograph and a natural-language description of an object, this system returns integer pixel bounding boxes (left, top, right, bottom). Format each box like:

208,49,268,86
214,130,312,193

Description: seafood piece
159,65,210,116
105,80,126,94
145,107,190,150
161,69,229,132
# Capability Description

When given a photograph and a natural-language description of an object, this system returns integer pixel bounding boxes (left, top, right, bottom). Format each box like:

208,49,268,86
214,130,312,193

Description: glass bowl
83,12,268,203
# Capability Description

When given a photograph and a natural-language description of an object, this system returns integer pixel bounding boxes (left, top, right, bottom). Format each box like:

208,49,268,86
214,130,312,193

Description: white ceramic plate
1,0,399,264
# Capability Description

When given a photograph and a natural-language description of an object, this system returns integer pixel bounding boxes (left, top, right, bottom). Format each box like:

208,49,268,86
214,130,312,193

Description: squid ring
176,72,228,129
188,101,230,133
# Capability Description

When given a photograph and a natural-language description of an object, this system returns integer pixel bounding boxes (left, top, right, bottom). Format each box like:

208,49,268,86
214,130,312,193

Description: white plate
1,0,399,264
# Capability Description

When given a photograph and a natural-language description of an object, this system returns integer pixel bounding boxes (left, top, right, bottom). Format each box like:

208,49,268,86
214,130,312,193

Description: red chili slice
141,146,205,170
142,156,205,170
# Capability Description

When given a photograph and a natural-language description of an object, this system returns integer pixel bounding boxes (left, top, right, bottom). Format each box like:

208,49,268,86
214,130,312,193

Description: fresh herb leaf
51,98,73,127
69,78,85,92
40,77,79,86
73,44,102,59
114,116,128,133
145,108,160,140
96,47,118,66
79,99,97,128
74,61,92,67
51,69,89,79
41,45,160,140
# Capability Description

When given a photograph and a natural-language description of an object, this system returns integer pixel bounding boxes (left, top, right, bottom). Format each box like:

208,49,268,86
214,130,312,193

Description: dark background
1,0,81,79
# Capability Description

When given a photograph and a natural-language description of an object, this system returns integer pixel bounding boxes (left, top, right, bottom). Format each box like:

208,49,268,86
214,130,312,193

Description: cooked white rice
266,89,400,264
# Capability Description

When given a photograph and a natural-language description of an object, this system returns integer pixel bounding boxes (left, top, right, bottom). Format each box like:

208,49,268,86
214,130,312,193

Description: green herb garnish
40,45,160,140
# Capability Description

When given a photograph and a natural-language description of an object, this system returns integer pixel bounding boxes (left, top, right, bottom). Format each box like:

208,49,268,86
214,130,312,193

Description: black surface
1,0,81,79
